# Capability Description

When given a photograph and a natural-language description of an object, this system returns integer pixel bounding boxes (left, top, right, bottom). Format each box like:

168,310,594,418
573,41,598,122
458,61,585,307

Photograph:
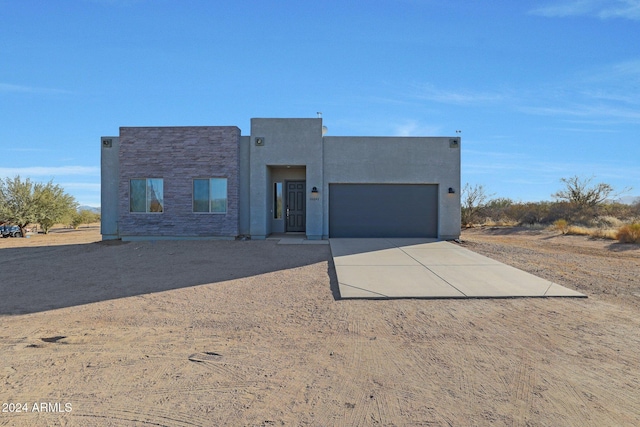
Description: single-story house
100,118,460,241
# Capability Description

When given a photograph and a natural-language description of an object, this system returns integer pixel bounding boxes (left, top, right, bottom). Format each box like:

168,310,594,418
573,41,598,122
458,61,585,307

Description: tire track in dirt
556,362,640,426
332,311,401,426
4,228,640,425
382,301,450,393
510,348,538,426
303,312,375,426
2,396,213,427
304,333,354,424
548,379,595,427
73,406,213,427
238,366,316,425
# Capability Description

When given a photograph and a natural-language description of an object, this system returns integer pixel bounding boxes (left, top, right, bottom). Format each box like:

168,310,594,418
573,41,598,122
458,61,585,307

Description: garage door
329,184,438,238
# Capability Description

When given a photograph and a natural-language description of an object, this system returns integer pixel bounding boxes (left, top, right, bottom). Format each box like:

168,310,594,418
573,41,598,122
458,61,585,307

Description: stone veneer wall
118,127,240,238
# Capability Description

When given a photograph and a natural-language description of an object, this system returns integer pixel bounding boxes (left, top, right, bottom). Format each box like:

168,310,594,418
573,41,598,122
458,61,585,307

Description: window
130,179,164,213
274,182,283,219
193,178,227,213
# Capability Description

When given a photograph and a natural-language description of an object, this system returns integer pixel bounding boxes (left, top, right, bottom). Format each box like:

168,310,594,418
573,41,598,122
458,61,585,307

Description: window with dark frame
274,182,283,219
193,178,227,213
130,178,164,213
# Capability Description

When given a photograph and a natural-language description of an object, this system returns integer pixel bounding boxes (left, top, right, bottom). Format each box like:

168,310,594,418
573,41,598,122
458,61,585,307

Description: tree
461,183,492,226
0,176,77,236
0,176,40,236
552,175,630,222
70,209,100,229
552,176,615,209
35,182,78,233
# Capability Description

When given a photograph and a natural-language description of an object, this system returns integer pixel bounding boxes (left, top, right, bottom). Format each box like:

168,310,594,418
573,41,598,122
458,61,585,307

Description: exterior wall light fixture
311,186,319,200
448,187,455,194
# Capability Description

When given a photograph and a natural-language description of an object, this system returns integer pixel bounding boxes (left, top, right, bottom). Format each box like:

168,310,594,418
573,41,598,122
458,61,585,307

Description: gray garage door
329,184,438,238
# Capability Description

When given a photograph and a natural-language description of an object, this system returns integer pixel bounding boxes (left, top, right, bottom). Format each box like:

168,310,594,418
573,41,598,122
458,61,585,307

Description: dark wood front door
286,181,306,232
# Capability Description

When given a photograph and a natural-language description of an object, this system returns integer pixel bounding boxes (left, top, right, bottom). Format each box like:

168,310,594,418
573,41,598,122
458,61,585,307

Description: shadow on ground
467,226,546,236
1,240,333,315
605,241,640,252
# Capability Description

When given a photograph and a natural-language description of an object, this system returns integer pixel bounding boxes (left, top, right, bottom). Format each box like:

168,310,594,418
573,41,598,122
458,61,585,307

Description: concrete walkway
267,235,329,245
330,238,586,299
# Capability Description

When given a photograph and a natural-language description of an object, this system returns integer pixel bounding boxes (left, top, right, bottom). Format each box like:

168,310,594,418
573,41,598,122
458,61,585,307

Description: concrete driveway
330,238,586,299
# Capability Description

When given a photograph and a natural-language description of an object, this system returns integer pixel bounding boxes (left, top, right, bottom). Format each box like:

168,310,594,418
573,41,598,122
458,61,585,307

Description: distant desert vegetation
462,177,640,243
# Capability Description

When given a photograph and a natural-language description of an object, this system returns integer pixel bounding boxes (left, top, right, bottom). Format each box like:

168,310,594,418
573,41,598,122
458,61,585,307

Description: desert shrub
483,198,514,223
632,199,640,217
483,218,518,227
599,202,634,220
616,223,640,243
591,228,618,240
460,189,637,228
566,225,591,236
553,219,569,234
506,202,552,225
594,216,624,228
461,184,492,226
544,202,572,224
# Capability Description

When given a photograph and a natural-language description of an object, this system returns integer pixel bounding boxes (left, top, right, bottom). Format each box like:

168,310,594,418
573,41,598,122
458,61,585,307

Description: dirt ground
1,226,639,426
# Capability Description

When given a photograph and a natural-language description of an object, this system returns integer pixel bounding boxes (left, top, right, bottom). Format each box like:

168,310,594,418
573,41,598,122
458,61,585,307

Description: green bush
616,223,640,244
70,209,100,229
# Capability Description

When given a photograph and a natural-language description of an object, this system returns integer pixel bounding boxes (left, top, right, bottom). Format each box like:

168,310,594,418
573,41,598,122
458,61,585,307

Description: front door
286,181,306,232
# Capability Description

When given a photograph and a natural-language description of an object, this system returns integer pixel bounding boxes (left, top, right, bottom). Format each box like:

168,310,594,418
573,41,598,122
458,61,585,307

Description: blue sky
1,0,639,206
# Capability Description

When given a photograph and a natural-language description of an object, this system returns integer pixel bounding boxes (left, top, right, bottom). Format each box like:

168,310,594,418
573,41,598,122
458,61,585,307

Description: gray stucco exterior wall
323,136,461,240
248,118,324,239
117,126,240,239
100,136,119,240
238,135,251,236
101,118,461,241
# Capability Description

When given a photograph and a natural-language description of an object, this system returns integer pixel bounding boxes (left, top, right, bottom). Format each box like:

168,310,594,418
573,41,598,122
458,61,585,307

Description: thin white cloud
394,120,442,136
579,90,639,104
0,166,99,177
466,154,640,180
611,59,640,76
531,0,598,17
521,104,640,121
0,83,70,94
58,182,101,191
582,59,640,86
531,0,640,20
413,85,506,105
5,147,52,153
519,59,640,123
541,126,619,132
80,0,145,5
463,148,528,160
598,0,640,18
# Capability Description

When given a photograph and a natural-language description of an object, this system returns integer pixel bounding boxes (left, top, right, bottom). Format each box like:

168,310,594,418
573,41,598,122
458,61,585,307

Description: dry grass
561,222,640,242
594,215,625,228
591,228,619,240
480,220,640,243
616,223,640,243
482,218,519,227
562,225,617,240
552,219,569,234
478,216,639,243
